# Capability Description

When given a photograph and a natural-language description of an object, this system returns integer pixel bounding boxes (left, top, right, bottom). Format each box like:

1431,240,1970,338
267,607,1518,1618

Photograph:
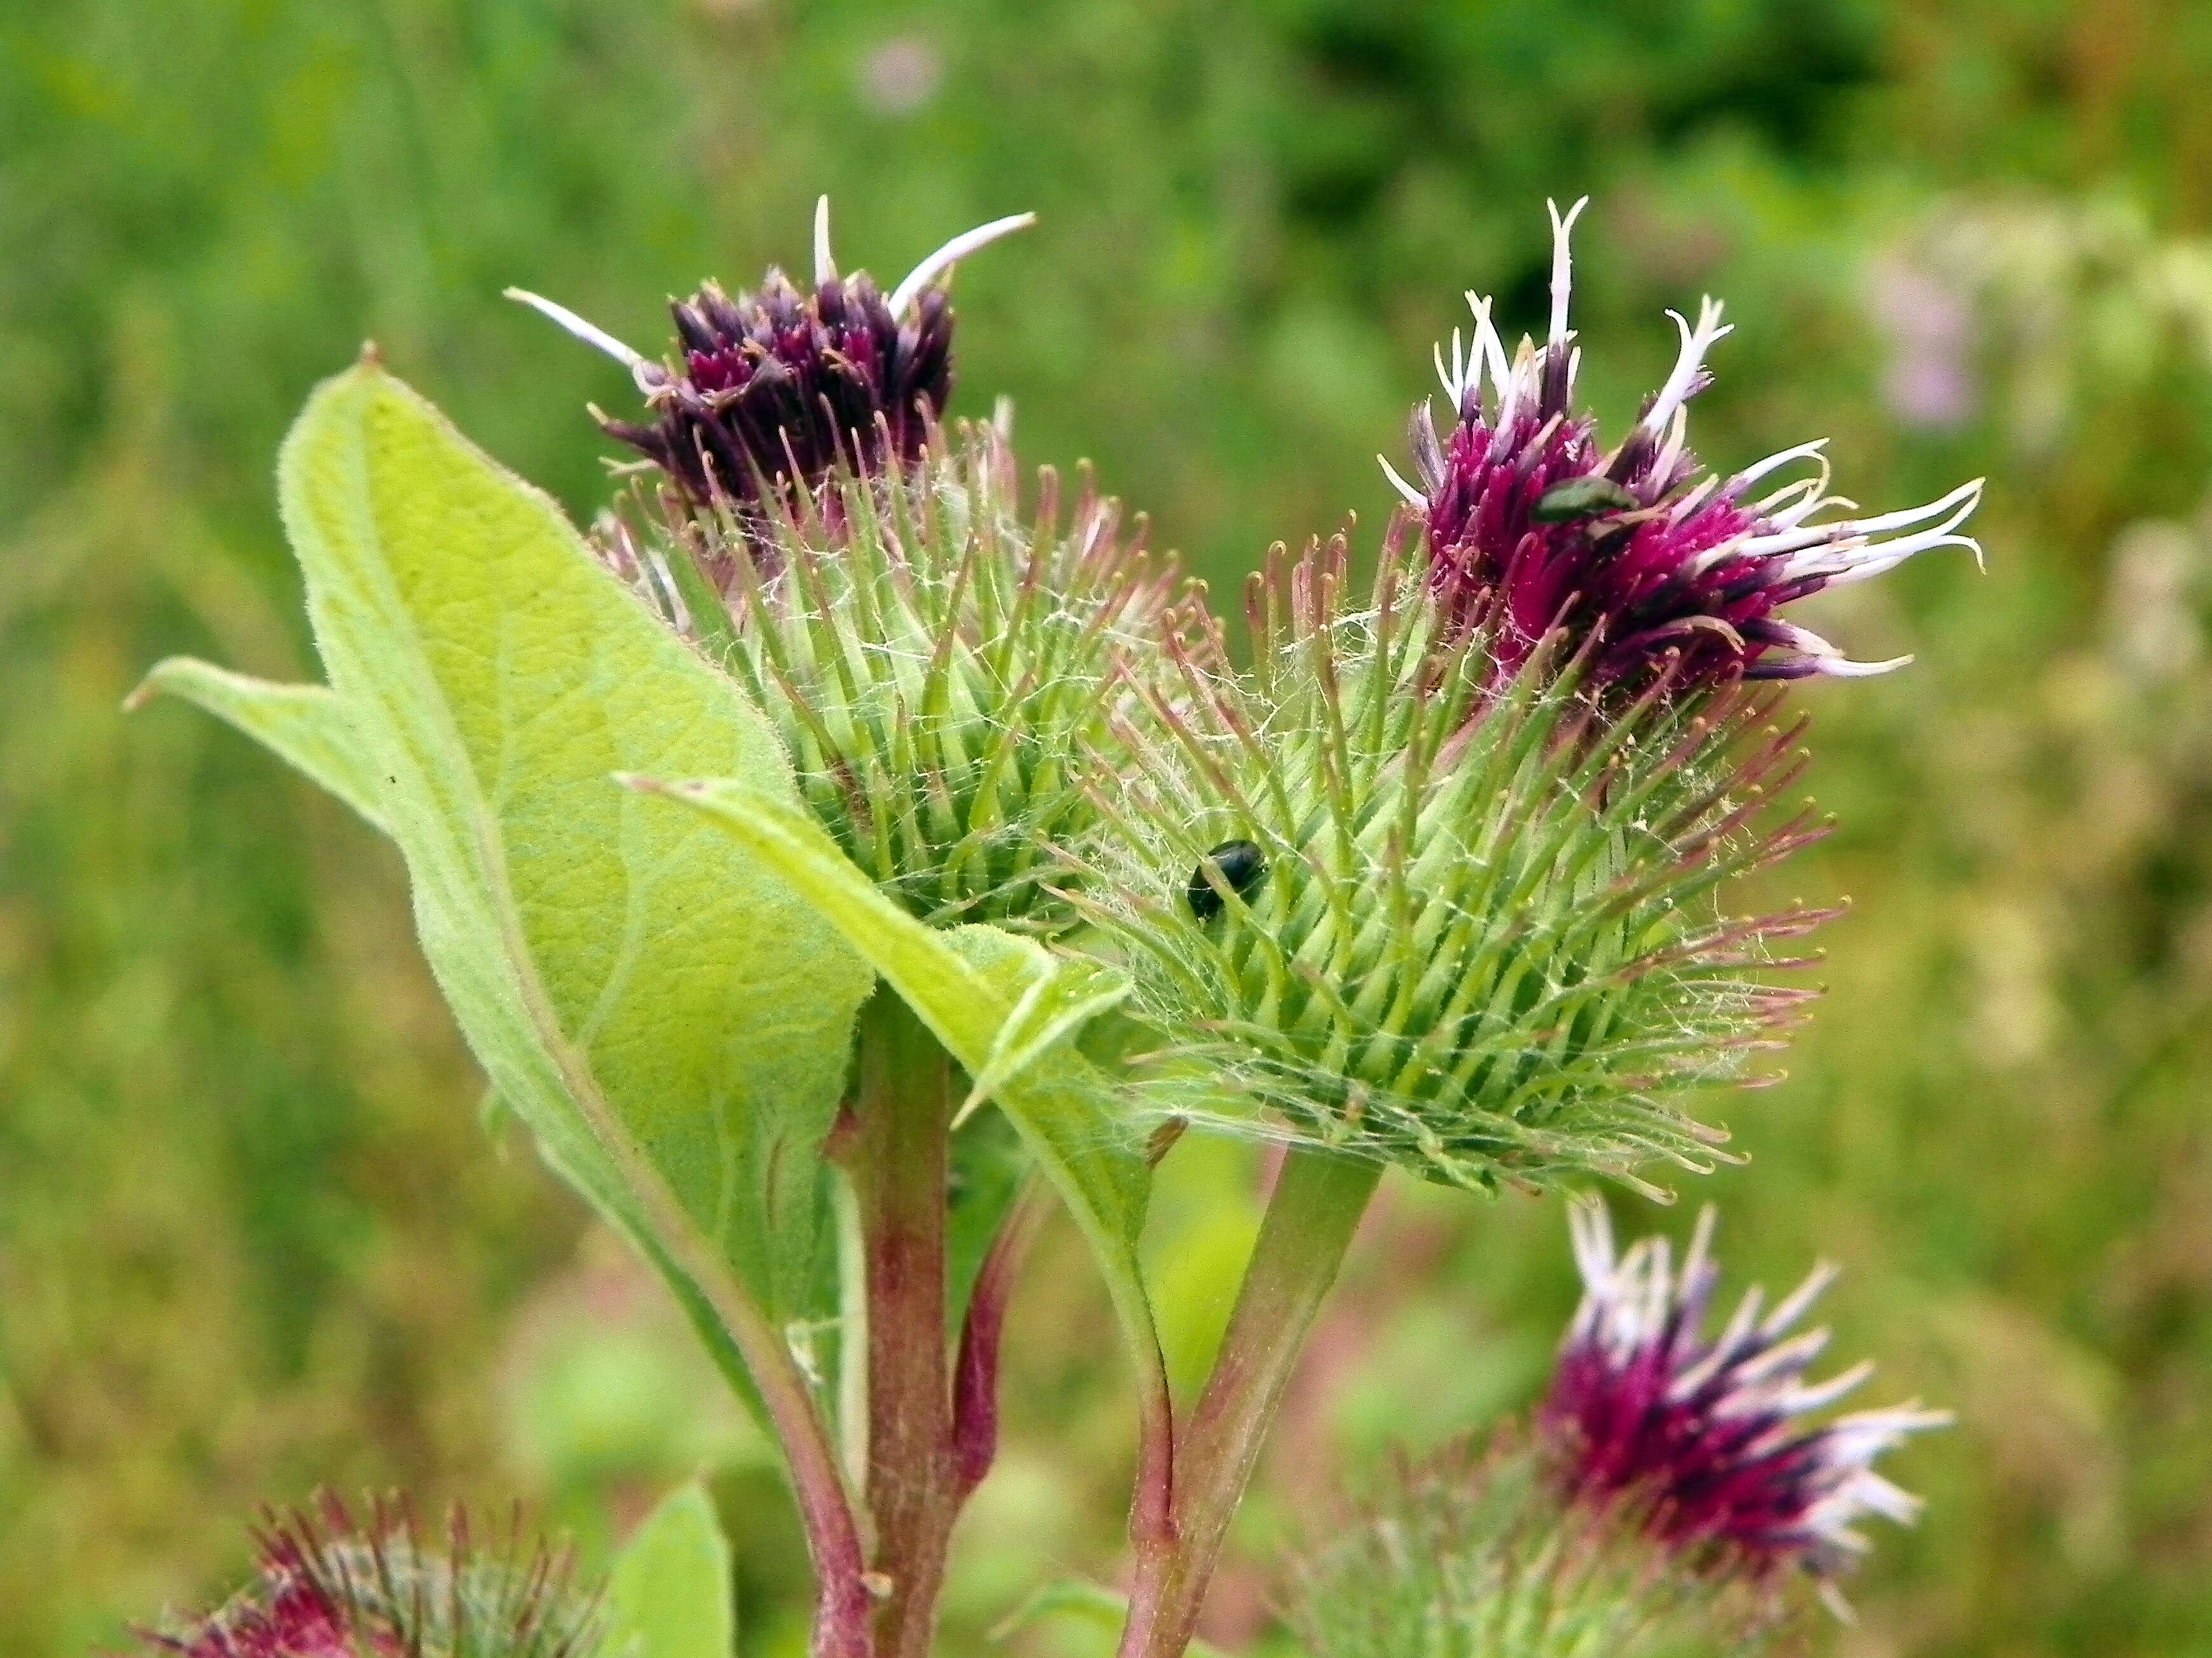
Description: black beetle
1187,839,1267,920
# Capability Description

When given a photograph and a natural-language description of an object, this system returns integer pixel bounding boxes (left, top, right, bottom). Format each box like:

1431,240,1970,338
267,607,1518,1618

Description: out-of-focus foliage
1283,1434,1780,1658
1,2,2208,1655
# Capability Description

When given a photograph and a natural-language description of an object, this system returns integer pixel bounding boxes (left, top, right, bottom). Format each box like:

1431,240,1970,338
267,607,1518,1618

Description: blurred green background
4,0,2211,1653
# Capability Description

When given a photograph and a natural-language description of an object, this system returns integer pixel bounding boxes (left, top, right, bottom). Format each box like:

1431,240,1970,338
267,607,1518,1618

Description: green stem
851,993,960,1658
1118,1147,1383,1658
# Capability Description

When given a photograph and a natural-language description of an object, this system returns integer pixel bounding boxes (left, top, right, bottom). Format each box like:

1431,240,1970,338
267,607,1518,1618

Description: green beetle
1531,473,1638,524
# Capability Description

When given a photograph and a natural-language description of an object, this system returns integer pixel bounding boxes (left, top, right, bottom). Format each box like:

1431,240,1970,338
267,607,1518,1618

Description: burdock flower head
618,430,1180,932
1283,1206,1945,1657
509,199,1032,510
1384,199,1985,693
133,1493,597,1658
515,204,1178,934
1071,526,1831,1196
1545,1201,1950,1610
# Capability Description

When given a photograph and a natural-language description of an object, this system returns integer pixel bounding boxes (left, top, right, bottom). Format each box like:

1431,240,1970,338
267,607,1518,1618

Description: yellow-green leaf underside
138,360,873,1389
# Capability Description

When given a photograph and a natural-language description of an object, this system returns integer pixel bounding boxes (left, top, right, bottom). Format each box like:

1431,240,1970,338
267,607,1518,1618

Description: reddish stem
950,1181,1050,1498
850,993,959,1658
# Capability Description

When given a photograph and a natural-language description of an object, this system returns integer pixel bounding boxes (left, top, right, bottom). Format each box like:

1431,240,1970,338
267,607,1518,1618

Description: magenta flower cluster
1543,1202,1949,1605
1388,199,1983,692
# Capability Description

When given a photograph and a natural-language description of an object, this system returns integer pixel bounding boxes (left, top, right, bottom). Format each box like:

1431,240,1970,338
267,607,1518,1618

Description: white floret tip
887,211,1039,318
1642,297,1733,438
1377,453,1428,508
814,194,838,287
503,287,665,397
1546,196,1590,348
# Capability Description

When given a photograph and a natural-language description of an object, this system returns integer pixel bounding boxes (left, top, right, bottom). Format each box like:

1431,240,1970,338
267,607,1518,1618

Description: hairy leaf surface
140,361,872,1380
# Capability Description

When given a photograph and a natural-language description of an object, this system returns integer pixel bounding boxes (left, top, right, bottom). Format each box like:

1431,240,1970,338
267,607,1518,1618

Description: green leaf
628,776,1168,1423
601,1483,735,1658
148,359,873,1409
954,953,1131,1129
128,660,390,833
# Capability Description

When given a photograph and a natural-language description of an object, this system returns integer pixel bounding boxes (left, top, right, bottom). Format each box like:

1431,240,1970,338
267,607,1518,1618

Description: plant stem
1117,1147,1383,1658
851,992,959,1658
546,1033,873,1657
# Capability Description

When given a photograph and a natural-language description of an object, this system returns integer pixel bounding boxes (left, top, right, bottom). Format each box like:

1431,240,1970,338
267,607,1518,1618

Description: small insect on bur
1187,839,1267,921
1530,473,1638,524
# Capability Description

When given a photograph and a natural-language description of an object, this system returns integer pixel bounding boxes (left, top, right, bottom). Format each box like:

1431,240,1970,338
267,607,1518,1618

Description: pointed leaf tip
126,658,390,833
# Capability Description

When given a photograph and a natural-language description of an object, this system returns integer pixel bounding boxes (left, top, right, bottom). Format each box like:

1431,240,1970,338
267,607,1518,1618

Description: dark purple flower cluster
1388,200,1983,693
597,268,952,506
510,200,1031,510
1542,1203,1947,1605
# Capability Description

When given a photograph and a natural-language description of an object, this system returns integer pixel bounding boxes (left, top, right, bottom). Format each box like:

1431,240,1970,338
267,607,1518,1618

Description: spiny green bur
1076,536,1822,1200
618,436,1173,934
1287,1436,1778,1658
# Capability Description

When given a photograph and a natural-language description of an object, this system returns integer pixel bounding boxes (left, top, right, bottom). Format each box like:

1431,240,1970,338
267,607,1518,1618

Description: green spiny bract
1283,1434,1792,1658
1063,520,1831,1197
599,421,1179,933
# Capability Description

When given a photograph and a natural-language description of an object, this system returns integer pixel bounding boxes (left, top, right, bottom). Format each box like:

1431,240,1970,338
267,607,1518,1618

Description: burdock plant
131,198,1977,1658
1068,200,1975,1658
1074,534,1836,1656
